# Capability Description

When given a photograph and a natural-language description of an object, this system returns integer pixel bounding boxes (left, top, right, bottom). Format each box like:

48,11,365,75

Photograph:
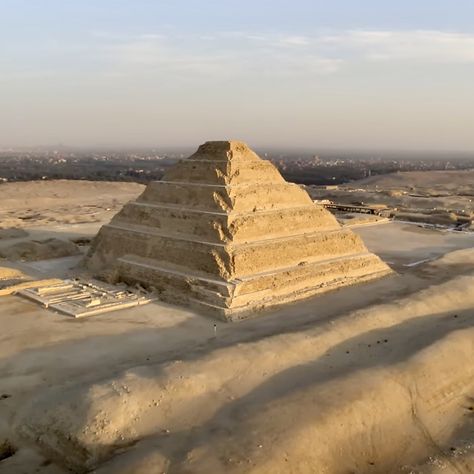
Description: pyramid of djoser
85,141,392,320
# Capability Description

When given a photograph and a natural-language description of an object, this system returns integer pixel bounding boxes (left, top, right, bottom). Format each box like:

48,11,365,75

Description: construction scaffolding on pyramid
84,141,391,320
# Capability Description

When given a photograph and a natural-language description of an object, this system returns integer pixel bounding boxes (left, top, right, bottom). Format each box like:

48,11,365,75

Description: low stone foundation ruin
18,279,153,317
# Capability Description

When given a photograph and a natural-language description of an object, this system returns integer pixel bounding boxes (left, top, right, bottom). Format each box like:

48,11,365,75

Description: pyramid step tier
164,158,285,185
111,201,339,244
138,181,313,212
88,224,369,280
114,253,391,320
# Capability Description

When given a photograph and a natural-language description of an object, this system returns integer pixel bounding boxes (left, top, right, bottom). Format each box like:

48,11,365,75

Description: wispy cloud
230,29,474,62
279,35,310,46
96,31,340,78
321,30,474,63
8,28,470,84
99,35,232,78
97,29,474,79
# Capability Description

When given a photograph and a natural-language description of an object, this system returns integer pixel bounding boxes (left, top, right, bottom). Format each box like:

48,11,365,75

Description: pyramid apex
200,140,250,150
190,140,258,161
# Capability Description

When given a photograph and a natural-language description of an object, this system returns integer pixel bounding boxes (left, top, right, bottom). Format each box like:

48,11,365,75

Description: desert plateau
0,142,473,474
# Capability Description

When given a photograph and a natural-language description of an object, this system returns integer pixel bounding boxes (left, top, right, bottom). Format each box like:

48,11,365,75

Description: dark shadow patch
0,440,16,461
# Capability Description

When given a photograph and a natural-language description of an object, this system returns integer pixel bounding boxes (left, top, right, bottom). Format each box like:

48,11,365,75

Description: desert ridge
84,141,392,319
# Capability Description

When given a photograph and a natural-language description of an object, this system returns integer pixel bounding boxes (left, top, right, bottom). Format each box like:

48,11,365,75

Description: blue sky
1,0,474,150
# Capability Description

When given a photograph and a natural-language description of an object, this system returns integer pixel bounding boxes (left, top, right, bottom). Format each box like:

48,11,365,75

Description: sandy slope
0,247,472,473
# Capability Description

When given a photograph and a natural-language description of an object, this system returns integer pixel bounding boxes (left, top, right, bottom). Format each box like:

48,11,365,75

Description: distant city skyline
1,0,474,151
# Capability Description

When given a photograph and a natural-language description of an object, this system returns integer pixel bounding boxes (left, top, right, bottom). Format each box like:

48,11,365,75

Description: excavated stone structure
85,141,392,320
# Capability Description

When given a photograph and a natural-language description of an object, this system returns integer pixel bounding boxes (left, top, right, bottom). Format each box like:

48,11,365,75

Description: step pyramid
84,141,392,320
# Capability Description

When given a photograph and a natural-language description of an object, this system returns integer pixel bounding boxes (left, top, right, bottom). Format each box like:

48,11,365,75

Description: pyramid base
192,269,392,321
104,253,392,321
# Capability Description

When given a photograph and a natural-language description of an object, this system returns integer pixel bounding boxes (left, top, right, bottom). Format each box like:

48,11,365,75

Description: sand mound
397,211,459,226
0,267,27,281
0,228,28,240
0,267,29,291
17,254,474,472
0,238,80,261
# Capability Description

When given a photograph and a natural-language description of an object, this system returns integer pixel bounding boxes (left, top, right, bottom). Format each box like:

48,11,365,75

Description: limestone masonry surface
85,141,392,320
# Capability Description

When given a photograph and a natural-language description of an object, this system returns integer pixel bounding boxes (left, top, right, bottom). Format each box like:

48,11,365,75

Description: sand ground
308,169,474,228
0,181,473,473
0,180,144,231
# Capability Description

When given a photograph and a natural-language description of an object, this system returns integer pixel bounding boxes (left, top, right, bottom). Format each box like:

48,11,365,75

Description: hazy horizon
2,0,474,151
3,143,474,161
